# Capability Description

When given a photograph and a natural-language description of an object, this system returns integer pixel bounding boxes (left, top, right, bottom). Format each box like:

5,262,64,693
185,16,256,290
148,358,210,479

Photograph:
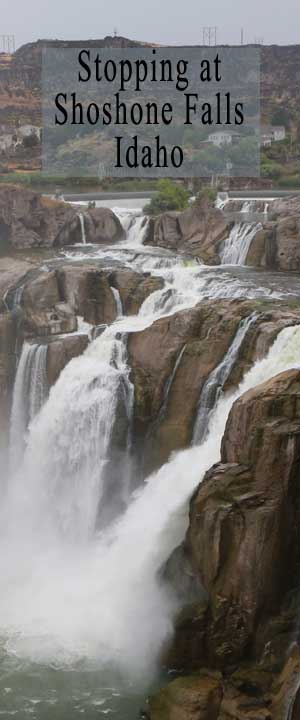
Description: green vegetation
144,180,190,215
193,187,218,206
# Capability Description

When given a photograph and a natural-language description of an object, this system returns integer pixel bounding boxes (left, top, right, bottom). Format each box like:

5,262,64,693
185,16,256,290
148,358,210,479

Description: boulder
145,203,231,264
81,207,125,245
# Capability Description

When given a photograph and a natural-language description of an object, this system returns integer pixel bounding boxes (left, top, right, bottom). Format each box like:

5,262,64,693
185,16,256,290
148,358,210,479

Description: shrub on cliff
144,180,190,215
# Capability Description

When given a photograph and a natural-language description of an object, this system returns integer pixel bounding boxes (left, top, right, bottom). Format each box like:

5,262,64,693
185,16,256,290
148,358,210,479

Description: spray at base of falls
9,342,48,472
220,222,262,265
1,325,300,682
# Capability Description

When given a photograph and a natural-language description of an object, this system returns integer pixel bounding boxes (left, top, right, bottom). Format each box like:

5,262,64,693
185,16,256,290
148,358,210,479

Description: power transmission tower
0,34,15,53
202,26,218,46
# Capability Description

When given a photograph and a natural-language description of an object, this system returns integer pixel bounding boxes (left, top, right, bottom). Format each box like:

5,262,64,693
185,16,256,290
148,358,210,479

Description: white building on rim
260,125,286,146
208,131,241,147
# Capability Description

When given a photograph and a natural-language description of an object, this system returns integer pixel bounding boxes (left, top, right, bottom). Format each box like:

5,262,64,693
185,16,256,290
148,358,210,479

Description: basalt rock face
128,299,300,475
108,268,164,315
247,216,300,271
0,185,124,249
149,370,300,720
144,203,232,264
46,334,89,387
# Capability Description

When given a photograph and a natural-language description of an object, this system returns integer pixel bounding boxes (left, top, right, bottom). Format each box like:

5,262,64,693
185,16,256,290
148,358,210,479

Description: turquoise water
0,649,157,719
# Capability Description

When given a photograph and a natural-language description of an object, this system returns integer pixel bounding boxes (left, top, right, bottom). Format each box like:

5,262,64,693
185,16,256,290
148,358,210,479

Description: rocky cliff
149,369,300,719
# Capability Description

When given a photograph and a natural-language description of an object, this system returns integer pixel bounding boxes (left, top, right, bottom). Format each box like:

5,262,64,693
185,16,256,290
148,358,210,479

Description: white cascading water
2,204,300,718
2,294,300,681
9,341,48,472
78,212,87,244
8,327,135,542
220,221,262,265
111,286,123,317
192,312,258,445
113,207,149,246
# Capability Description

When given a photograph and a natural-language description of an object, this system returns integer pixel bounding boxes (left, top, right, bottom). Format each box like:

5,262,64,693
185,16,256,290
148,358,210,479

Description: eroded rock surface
150,369,300,720
145,203,231,264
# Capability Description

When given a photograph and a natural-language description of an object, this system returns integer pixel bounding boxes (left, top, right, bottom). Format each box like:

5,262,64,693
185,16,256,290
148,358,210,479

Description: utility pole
241,27,244,45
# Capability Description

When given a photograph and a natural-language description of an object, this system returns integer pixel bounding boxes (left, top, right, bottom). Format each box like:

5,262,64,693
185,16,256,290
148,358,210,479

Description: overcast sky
2,0,300,49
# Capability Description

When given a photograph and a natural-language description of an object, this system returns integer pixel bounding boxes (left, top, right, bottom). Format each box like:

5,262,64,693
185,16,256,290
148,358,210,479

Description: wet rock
149,672,223,720
46,333,89,386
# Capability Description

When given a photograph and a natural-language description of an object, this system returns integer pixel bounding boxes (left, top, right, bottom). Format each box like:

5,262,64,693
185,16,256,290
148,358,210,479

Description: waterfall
10,327,135,541
126,215,149,246
220,222,262,265
192,313,258,445
111,286,123,318
1,325,299,678
9,342,48,471
78,213,86,244
215,192,229,210
113,207,149,246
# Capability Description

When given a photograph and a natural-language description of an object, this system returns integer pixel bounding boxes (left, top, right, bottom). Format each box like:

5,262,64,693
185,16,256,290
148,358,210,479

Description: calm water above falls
1,202,300,719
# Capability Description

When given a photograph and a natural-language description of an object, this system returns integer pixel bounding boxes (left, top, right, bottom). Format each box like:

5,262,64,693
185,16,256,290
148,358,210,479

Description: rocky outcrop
150,369,300,719
145,202,231,264
56,265,118,326
247,216,300,271
0,257,38,309
0,185,124,249
46,333,89,386
128,300,300,474
108,268,164,315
